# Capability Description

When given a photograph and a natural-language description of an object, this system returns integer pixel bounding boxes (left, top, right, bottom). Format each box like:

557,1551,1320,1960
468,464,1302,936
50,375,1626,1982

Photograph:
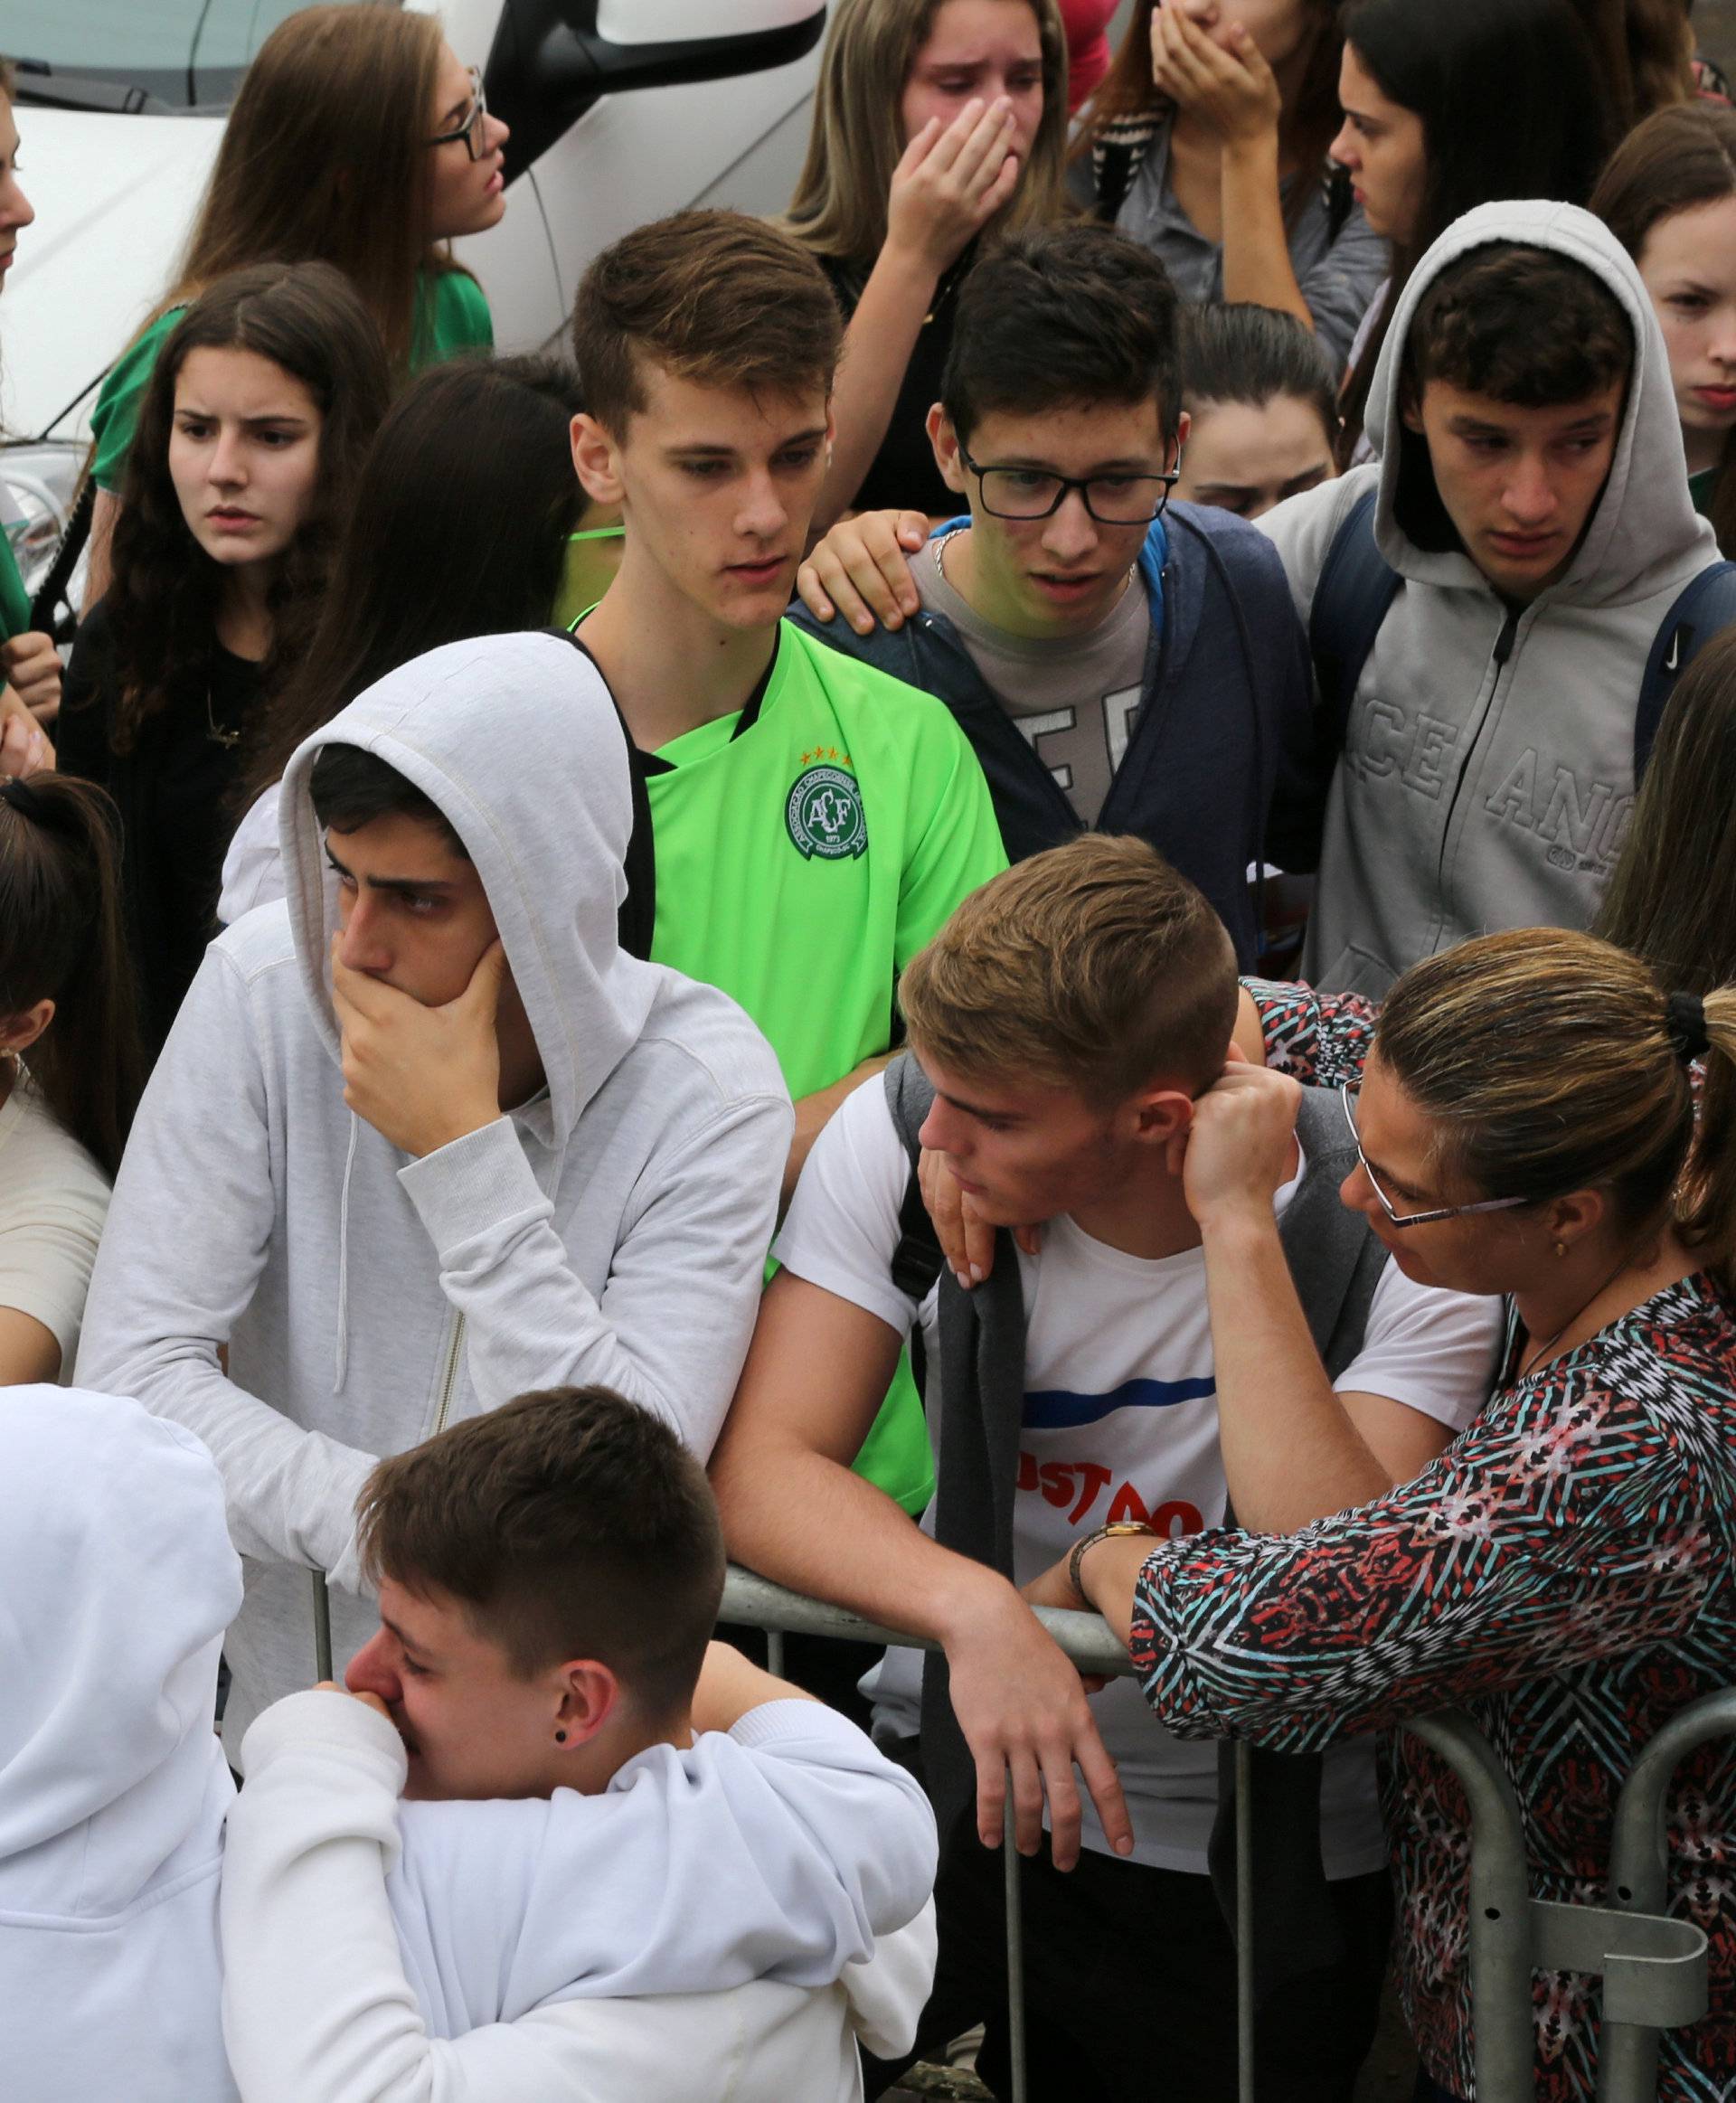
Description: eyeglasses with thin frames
956,444,1180,526
1341,1084,1533,1230
428,67,488,160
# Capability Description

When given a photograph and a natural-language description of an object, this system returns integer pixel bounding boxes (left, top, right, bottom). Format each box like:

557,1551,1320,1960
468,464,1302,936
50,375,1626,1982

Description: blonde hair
898,835,1238,1106
782,0,1071,267
1375,928,1736,1286
162,6,451,373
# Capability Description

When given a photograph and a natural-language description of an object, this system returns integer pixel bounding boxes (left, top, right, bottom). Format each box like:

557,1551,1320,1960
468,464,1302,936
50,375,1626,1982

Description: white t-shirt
774,1079,1504,1876
0,1073,112,1378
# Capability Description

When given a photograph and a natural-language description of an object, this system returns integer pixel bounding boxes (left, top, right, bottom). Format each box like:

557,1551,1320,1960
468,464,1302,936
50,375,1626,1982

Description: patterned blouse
1128,981,1736,2099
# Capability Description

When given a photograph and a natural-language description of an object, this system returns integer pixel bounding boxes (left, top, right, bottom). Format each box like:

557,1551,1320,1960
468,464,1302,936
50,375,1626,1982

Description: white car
0,0,826,606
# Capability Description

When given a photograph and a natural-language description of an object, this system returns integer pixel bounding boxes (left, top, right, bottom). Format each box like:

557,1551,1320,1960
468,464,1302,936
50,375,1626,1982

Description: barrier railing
312,1567,1727,2103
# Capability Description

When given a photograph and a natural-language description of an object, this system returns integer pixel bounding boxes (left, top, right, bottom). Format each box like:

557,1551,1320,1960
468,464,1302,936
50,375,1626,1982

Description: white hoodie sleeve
394,1084,791,1460
75,952,376,1581
222,1693,605,2103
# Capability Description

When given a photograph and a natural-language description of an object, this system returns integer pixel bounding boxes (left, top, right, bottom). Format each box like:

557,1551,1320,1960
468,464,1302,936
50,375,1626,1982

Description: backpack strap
1307,487,1398,756
1635,559,1736,779
883,1054,946,1306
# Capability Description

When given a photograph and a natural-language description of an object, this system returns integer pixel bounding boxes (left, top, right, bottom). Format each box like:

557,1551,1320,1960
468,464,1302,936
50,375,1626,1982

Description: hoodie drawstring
333,1112,359,1393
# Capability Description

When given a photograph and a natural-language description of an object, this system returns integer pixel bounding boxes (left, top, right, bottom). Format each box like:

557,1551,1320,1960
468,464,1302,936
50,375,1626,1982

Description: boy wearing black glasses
791,221,1324,967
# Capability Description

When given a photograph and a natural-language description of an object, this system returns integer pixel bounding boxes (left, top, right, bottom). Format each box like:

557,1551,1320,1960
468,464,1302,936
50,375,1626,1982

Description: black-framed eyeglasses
428,66,488,159
957,444,1180,525
1341,1084,1533,1230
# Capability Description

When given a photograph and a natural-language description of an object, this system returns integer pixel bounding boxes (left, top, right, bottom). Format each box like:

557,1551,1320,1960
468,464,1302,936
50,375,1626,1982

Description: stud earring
1553,1240,1568,1259
554,1730,567,1744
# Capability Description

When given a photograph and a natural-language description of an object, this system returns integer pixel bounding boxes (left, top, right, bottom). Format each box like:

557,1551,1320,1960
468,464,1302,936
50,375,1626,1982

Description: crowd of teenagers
6,2,1736,2099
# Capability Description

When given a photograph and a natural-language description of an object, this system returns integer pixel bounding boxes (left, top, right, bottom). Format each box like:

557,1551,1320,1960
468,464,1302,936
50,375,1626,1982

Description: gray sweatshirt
1260,200,1721,995
77,632,793,1748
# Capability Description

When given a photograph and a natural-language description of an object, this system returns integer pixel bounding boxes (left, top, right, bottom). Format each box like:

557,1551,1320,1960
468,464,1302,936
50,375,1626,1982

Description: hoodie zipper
431,1313,466,1437
1431,601,1523,918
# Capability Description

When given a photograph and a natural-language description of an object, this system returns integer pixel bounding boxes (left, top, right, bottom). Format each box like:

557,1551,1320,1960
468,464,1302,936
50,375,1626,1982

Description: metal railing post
1596,1688,1736,2103
1401,1714,1539,2097
1003,1798,1027,2103
1235,1740,1256,2103
312,1569,333,1683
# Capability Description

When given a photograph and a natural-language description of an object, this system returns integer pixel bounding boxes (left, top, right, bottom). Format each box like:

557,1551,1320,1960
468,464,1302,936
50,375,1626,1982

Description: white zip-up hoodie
1260,201,1722,995
0,1387,241,2103
76,632,794,1750
222,1692,939,2103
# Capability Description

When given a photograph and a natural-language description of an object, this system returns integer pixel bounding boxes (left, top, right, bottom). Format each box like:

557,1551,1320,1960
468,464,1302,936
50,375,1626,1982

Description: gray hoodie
1260,200,1721,995
77,633,793,1749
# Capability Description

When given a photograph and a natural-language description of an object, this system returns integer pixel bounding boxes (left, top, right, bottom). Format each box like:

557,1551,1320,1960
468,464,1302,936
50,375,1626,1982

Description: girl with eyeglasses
82,4,509,604
55,262,390,1056
1030,922,1736,2103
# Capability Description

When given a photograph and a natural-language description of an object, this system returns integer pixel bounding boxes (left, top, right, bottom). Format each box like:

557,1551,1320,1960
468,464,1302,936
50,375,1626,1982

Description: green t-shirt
88,264,494,493
646,620,1007,1513
1691,465,1720,519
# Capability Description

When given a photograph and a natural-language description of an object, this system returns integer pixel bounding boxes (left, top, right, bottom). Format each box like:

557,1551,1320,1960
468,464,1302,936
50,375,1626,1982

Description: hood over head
1364,199,1716,601
0,1388,239,1913
279,632,660,1140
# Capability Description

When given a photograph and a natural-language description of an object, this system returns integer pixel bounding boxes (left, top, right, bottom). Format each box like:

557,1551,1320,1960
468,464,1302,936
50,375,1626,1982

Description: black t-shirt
818,250,970,518
57,600,264,1056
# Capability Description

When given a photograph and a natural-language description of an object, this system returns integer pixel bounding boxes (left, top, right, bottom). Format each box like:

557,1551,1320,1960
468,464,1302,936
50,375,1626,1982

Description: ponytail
1682,986,1736,1286
0,774,144,1177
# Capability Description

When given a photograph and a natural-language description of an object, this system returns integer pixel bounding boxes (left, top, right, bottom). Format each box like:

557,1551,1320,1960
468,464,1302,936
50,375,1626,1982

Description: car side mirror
535,1,825,97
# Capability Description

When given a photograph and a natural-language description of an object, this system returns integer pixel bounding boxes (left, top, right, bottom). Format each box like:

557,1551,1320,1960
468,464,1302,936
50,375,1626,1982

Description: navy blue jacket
789,503,1325,966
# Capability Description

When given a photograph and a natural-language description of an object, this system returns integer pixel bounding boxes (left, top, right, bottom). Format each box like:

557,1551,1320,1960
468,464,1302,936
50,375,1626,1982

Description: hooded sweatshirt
0,1386,242,2103
222,1690,939,2103
76,633,793,1750
1259,201,1722,996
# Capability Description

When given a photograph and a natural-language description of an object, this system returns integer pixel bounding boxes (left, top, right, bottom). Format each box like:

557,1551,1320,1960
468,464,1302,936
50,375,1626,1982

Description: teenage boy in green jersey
568,211,1007,1521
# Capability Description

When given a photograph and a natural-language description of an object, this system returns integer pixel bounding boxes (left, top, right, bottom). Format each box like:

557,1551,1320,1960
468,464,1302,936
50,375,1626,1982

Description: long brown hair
1074,0,1345,233
1568,0,1694,127
783,0,1071,265
102,260,392,756
1592,100,1736,555
1377,927,1736,1292
239,354,586,807
156,6,456,372
0,774,143,1178
1595,628,1736,994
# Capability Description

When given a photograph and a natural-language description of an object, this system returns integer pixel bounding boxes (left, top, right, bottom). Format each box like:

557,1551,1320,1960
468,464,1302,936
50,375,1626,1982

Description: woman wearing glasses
1029,923,1736,2102
82,5,508,604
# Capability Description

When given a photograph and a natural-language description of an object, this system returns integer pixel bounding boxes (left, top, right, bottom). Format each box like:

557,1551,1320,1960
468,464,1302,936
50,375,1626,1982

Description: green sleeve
413,268,494,369
89,309,184,494
893,713,1008,970
0,513,29,639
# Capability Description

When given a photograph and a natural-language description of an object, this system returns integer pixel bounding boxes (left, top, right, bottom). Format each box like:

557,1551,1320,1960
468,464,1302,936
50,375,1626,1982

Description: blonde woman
784,0,1071,526
84,5,508,601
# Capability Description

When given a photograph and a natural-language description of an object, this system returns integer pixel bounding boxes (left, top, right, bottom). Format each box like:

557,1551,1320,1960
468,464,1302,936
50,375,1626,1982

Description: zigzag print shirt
1127,979,1736,2100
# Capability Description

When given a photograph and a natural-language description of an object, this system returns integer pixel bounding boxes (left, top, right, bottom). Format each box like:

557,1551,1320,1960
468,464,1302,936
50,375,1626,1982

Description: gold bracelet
1067,1520,1159,1607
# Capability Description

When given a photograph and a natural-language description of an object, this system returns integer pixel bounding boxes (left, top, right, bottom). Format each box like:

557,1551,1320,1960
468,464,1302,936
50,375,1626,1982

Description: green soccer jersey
646,618,1007,1513
89,266,494,493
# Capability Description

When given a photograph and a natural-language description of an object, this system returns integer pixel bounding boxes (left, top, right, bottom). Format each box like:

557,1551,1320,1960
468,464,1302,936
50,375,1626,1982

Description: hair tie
1665,990,1711,1065
0,776,44,821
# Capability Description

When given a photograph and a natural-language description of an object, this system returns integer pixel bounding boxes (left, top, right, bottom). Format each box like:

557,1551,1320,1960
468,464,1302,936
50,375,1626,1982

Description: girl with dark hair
1332,0,1618,460
83,4,509,601
56,260,391,1052
218,354,588,922
1594,101,1736,554
1177,300,1339,516
1076,0,1387,375
783,0,1072,523
0,772,143,1384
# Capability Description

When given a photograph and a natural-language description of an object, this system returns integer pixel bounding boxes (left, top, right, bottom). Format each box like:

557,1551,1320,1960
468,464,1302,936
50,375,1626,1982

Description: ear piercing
554,1730,567,1743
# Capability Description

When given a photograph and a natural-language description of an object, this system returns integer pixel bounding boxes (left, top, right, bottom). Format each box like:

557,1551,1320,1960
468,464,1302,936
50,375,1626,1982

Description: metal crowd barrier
311,1567,1730,2103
